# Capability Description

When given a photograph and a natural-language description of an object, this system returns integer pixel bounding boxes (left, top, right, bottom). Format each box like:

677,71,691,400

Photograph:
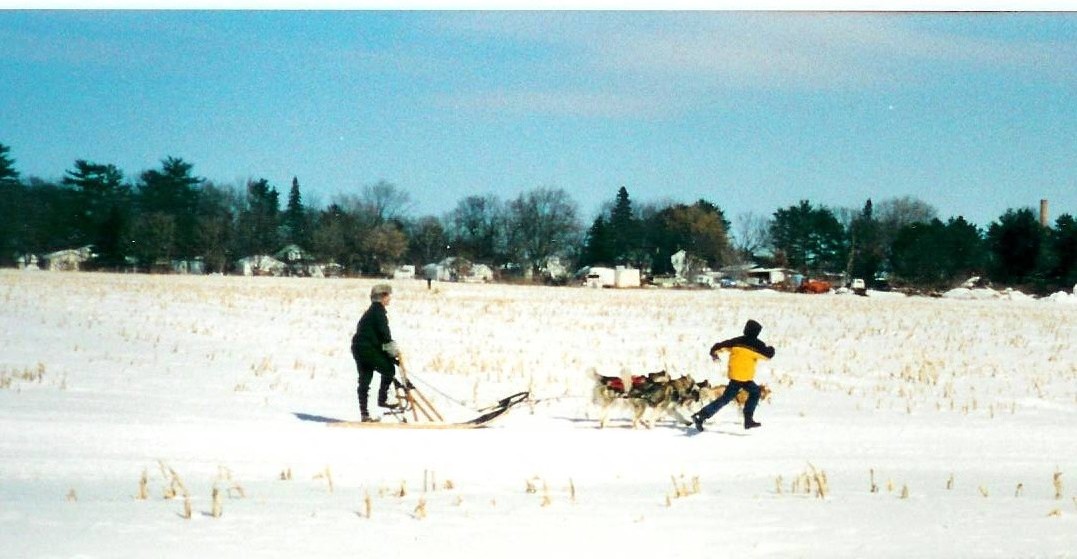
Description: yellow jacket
715,345,770,382
710,320,775,382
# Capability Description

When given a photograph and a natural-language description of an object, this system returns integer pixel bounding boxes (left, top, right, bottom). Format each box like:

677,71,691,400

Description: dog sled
330,367,530,430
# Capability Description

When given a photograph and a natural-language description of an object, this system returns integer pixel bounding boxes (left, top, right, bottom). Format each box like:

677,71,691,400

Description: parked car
851,278,867,296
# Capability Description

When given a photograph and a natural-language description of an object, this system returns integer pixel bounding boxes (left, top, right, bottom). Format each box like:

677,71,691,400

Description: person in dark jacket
351,283,402,422
692,319,776,431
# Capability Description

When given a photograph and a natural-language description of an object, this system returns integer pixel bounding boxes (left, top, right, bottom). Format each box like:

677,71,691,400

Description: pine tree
0,143,22,265
770,200,846,274
136,157,203,261
609,186,638,264
237,178,281,255
1046,214,1077,291
0,143,20,187
284,177,309,247
847,199,883,286
986,208,1044,287
62,160,130,255
582,216,614,266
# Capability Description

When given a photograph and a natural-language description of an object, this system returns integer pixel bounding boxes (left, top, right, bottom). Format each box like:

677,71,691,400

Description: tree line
0,143,1073,294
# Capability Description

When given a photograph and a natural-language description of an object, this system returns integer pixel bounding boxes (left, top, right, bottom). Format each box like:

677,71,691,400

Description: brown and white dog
704,383,773,410
591,370,708,428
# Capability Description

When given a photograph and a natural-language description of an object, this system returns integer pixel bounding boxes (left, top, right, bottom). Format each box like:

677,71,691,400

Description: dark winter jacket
351,302,396,373
709,319,776,382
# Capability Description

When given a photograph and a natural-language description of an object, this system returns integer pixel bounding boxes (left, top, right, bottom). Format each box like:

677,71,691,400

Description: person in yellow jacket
692,319,775,431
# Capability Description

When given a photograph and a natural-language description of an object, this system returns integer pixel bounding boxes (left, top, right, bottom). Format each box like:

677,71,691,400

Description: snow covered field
1,270,1074,558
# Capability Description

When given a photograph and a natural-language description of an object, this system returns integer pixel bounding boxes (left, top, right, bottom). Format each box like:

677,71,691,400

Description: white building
43,246,94,271
614,266,641,288
236,255,287,277
581,266,640,288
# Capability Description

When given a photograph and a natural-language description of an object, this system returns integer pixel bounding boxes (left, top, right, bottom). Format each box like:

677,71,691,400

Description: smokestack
1040,199,1049,228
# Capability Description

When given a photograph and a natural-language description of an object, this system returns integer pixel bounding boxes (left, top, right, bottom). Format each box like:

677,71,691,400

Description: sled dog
708,383,772,409
591,370,704,429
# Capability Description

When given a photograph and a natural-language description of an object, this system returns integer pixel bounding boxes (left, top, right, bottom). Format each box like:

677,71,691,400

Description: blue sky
1,10,1074,228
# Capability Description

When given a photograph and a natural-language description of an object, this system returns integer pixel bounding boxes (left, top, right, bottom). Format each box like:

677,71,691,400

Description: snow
942,287,1042,301
1,270,1075,558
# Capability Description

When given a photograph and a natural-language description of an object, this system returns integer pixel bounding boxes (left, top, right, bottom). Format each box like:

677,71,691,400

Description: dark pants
697,380,760,423
354,358,395,416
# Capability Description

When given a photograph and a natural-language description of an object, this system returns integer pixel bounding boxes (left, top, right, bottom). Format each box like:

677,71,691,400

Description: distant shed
582,266,640,288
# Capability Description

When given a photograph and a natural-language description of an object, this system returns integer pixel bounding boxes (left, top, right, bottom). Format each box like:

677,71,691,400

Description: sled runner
330,419,487,430
329,391,529,429
331,365,530,429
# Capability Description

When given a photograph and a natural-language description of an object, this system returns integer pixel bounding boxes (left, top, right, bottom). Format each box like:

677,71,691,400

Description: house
718,263,754,285
321,262,344,278
541,256,570,282
582,266,615,288
170,258,205,275
465,263,495,283
274,244,317,276
614,266,641,288
422,257,494,283
580,265,640,288
393,265,416,280
274,244,309,264
43,246,94,271
236,255,287,277
745,267,788,286
719,264,789,287
16,254,40,271
694,273,720,288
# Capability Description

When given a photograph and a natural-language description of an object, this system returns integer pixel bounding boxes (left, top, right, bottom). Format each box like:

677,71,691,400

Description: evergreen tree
136,157,203,263
1057,214,1077,287
890,219,948,287
609,186,639,264
986,208,1044,287
890,217,986,289
582,215,615,266
283,177,309,247
130,212,177,269
0,143,20,187
582,187,648,268
769,200,846,274
237,178,281,255
62,160,131,265
0,143,23,265
847,199,884,286
1045,214,1077,292
941,216,986,282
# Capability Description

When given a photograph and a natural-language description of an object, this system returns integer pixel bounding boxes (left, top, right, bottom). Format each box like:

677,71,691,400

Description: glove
382,341,401,358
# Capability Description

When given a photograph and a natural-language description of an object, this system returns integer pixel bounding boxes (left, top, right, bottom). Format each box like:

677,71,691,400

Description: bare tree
732,211,770,261
406,215,448,264
445,194,505,263
875,196,938,246
360,180,413,226
361,222,409,275
505,187,582,276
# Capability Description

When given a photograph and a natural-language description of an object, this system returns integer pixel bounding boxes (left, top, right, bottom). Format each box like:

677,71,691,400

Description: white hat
370,283,393,302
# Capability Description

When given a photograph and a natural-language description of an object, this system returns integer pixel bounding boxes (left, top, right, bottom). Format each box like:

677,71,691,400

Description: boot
378,400,401,410
691,412,705,432
744,418,762,430
361,414,379,423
